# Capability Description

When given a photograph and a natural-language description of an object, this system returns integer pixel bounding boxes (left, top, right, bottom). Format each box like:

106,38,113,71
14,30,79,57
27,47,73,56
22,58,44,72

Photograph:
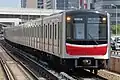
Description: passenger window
44,24,45,38
48,23,49,39
36,25,38,38
46,25,47,38
50,25,52,39
53,23,54,39
39,25,41,38
58,22,59,40
41,25,43,38
55,24,57,39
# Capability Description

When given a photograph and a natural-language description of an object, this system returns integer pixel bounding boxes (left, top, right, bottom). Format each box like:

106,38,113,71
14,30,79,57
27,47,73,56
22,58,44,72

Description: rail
0,57,15,80
0,41,42,80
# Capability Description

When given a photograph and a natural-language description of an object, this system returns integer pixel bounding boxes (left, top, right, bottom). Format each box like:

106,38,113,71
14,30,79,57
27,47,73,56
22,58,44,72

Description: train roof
50,9,108,16
13,9,108,27
66,9,107,14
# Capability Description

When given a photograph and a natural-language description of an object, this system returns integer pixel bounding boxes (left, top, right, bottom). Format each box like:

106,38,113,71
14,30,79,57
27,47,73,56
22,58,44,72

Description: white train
4,10,110,74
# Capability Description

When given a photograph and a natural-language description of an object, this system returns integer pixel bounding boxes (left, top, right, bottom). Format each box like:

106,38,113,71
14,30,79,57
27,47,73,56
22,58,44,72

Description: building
21,0,93,10
45,0,93,10
94,0,120,24
21,0,44,8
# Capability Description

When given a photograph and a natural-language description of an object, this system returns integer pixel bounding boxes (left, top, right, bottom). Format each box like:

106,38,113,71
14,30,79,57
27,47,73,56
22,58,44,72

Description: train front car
64,10,110,73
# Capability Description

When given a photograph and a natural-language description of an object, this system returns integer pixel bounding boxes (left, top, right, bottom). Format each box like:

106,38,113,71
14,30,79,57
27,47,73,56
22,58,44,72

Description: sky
0,0,20,8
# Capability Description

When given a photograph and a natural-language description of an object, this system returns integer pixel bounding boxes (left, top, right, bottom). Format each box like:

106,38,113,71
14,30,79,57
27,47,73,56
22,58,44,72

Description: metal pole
116,6,117,36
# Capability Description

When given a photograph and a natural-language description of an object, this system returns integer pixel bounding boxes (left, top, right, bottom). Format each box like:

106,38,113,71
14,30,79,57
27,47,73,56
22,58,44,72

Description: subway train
4,10,110,74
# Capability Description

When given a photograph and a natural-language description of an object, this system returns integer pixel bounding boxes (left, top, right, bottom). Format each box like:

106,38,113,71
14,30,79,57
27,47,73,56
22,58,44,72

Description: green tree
111,24,120,35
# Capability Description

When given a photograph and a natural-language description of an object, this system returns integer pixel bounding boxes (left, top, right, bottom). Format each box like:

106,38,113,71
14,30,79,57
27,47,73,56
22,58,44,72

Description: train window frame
46,25,47,38
39,25,41,38
50,25,52,39
48,23,49,39
58,22,60,53
34,24,36,38
52,22,54,40
55,24,57,40
41,24,43,38
44,24,45,39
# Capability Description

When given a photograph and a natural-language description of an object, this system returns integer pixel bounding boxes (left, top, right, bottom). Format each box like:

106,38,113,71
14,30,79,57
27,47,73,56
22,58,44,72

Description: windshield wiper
88,33,99,45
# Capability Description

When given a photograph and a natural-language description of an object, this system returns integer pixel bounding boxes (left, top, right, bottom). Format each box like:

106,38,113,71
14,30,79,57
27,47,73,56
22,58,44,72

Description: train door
26,25,28,46
27,25,29,46
43,24,45,51
48,22,50,51
28,26,30,46
30,25,32,47
32,25,34,48
25,26,27,46
36,23,39,49
35,23,37,49
37,24,40,49
34,24,36,49
31,25,34,48
29,25,31,47
52,23,55,53
47,23,49,51
49,23,53,53
44,23,49,51
58,22,62,55
22,25,24,45
46,23,49,51
40,23,43,50
39,24,42,50
36,24,38,49
53,23,59,54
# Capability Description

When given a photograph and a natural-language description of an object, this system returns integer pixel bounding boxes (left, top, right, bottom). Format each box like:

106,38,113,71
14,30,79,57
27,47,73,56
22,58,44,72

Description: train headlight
102,17,106,21
67,16,71,21
83,59,91,65
102,17,106,23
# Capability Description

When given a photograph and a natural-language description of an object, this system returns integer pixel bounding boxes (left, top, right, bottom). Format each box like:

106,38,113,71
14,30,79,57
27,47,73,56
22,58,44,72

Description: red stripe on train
66,44,107,55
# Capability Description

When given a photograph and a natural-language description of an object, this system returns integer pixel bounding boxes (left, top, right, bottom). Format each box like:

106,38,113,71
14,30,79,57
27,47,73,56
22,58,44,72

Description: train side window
39,25,42,38
34,26,35,37
31,26,33,37
53,23,54,39
55,24,57,40
35,24,38,38
50,25,52,39
33,26,35,37
38,25,40,38
58,22,60,40
37,25,39,38
46,25,47,38
41,25,43,38
35,25,37,37
48,23,49,39
44,24,45,38
34,25,36,37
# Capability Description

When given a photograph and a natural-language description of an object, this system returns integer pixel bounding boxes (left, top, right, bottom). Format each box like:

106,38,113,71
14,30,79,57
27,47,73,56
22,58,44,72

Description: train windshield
66,13,107,41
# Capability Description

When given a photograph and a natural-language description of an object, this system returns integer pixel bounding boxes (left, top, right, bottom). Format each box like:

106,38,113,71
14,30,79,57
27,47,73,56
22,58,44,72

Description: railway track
1,40,107,80
0,41,44,80
1,40,76,80
0,57,14,80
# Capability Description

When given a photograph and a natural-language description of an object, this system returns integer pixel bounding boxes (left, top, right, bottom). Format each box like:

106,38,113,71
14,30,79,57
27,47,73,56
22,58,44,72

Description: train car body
4,10,110,73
